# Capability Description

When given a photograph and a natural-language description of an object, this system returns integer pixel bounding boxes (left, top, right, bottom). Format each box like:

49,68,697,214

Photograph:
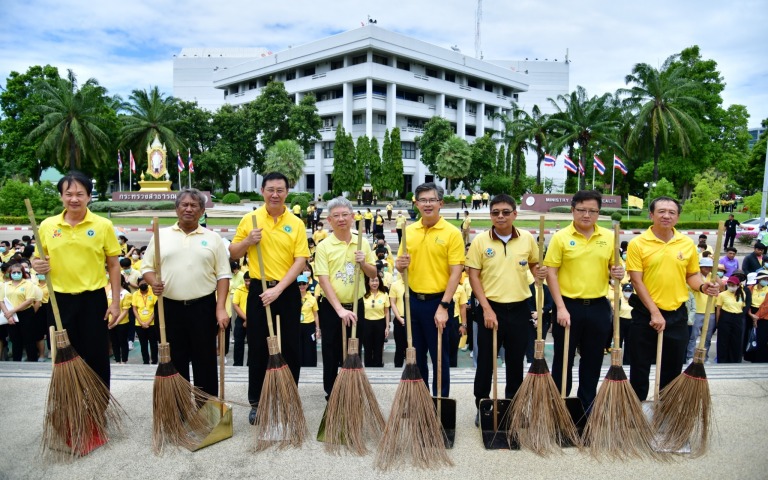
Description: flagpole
117,151,121,192
188,149,192,189
592,165,595,189
611,155,616,196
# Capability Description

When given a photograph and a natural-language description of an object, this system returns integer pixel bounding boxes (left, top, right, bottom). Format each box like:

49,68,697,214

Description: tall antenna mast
475,0,483,59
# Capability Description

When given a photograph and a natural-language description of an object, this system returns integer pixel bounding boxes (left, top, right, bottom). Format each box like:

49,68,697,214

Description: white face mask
623,292,632,299
727,285,739,293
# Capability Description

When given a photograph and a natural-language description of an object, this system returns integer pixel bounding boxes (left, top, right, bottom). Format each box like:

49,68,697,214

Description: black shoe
474,410,480,428
248,406,258,425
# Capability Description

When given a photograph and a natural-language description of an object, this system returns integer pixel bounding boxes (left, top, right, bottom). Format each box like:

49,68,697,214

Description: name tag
142,309,150,316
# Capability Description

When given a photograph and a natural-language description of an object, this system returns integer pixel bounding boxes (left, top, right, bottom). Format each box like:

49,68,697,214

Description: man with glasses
396,182,464,396
229,172,309,424
544,190,624,414
314,197,377,399
467,194,544,425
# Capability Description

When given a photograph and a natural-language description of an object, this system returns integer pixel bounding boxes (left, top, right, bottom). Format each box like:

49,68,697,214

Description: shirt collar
415,216,447,230
640,226,682,243
55,208,96,226
257,204,289,223
489,226,520,241
565,221,602,238
171,222,204,235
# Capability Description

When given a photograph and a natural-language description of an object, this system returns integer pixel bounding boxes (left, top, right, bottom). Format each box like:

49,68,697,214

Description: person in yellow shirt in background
362,274,390,367
313,222,329,244
395,210,406,244
481,191,489,208
305,203,315,229
716,275,747,363
363,208,373,235
389,272,406,367
232,272,250,366
32,272,50,360
132,277,158,364
461,210,471,246
386,202,393,221
298,274,320,367
2,262,38,361
292,203,302,218
450,273,468,367
686,257,716,363
0,241,13,263
108,276,132,364
607,282,634,365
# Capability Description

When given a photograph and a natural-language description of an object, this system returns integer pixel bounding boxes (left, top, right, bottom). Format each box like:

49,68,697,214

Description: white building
173,25,569,194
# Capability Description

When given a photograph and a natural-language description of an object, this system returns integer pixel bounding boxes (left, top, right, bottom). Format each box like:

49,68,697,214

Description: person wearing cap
696,234,713,260
741,242,768,275
716,275,747,363
626,197,720,401
686,256,717,362
298,274,320,367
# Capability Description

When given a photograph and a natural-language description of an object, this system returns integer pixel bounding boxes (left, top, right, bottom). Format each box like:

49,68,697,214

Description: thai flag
188,149,194,173
129,150,136,173
614,155,628,175
117,151,122,173
578,159,586,176
177,151,185,172
593,155,606,174
563,156,578,173
544,154,557,167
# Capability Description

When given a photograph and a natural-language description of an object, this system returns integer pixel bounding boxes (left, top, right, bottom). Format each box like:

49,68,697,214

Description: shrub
322,191,335,201
611,211,623,222
238,191,264,201
443,195,456,204
291,195,309,212
737,232,757,245
405,192,414,201
548,206,572,213
286,192,312,204
222,193,241,204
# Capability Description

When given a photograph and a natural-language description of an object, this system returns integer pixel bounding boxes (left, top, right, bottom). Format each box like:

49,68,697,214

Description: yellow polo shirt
751,285,768,308
314,233,376,304
453,284,468,318
35,282,50,304
364,212,373,221
386,204,393,212
717,290,745,315
466,227,538,303
389,278,405,317
375,215,384,226
300,293,318,324
132,290,157,325
3,280,36,310
626,227,699,311
313,229,329,244
232,285,249,317
354,212,363,223
396,215,406,229
690,276,712,314
398,217,465,294
232,206,309,281
364,291,390,320
292,204,301,216
462,217,471,230
36,209,121,293
544,222,615,299
142,223,232,301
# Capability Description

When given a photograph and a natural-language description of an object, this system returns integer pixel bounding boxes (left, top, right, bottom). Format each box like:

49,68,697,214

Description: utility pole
475,0,483,59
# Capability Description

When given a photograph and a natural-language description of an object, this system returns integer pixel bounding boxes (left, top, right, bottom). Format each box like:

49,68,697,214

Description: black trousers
49,289,110,388
233,316,247,366
9,308,37,362
753,320,768,363
109,323,129,363
300,322,317,367
724,232,736,248
396,229,403,245
364,219,372,234
136,323,159,364
552,297,612,412
448,315,460,367
362,318,385,367
474,300,529,406
318,297,360,396
164,293,219,397
629,303,687,401
717,311,744,363
393,315,406,367
247,281,301,406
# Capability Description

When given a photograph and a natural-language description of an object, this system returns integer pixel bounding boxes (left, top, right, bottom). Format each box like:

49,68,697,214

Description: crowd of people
2,171,766,429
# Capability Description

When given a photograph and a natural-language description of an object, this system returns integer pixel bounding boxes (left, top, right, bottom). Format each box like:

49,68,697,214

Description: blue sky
1,0,766,127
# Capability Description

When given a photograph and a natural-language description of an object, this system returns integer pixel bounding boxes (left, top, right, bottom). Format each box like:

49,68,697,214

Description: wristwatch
439,301,451,310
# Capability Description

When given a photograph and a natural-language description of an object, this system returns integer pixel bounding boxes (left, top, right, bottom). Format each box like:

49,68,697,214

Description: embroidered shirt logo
569,240,576,246
485,248,495,258
284,226,293,234
52,229,62,238
201,240,208,247
87,229,95,237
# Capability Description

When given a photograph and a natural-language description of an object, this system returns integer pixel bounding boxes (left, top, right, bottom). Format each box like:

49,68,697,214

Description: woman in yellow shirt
33,273,50,360
395,211,406,244
363,208,373,235
107,277,133,364
389,274,406,368
298,274,320,367
132,277,159,364
716,275,747,363
1,263,38,361
232,272,250,366
362,274,390,367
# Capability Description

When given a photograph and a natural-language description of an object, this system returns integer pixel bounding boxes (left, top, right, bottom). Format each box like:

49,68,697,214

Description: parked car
738,217,763,233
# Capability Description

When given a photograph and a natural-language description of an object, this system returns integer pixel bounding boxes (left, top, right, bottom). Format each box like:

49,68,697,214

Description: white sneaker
128,342,134,351
224,357,228,365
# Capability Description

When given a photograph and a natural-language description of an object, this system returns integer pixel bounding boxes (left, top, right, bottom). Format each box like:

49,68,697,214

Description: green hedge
619,220,720,229
238,191,264,201
89,201,176,212
291,196,309,212
322,191,335,201
222,193,241,204
0,216,48,225
443,195,456,204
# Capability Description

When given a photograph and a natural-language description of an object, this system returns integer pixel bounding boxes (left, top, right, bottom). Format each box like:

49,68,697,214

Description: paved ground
0,361,766,480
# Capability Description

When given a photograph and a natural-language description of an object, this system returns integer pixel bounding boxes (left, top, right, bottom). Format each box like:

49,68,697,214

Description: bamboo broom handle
350,218,364,340
654,330,663,402
251,215,276,339
613,224,621,348
24,199,64,332
493,326,498,431
152,217,169,345
402,225,413,349
561,327,569,399
536,216,545,341
437,323,443,418
697,222,724,351
219,327,225,412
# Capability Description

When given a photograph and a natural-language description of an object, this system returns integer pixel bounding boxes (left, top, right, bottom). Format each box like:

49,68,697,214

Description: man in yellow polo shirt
461,210,471,246
312,221,329,244
396,182,464,396
626,196,719,401
315,197,377,399
229,172,309,424
32,171,122,388
545,190,625,413
386,202,393,221
467,193,543,421
395,210,406,244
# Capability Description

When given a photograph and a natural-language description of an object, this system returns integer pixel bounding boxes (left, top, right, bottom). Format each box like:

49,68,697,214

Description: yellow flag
628,195,644,209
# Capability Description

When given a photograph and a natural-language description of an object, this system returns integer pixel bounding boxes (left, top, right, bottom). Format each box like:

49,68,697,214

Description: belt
166,293,213,306
563,296,604,306
256,280,278,287
410,290,444,302
488,299,527,309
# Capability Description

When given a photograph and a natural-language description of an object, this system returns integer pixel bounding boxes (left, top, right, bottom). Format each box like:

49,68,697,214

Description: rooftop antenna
475,0,482,59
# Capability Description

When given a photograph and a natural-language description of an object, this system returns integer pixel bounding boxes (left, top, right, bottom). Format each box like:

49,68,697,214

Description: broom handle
697,222,724,350
561,326,569,399
24,199,64,332
536,216,545,341
276,315,281,352
437,324,443,417
613,224,621,348
251,215,276,339
402,225,413,349
350,218,364,340
152,217,169,345
219,327,225,411
493,326,498,431
654,330,663,403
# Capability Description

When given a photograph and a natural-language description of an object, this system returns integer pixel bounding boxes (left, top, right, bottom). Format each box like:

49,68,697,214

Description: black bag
745,327,758,353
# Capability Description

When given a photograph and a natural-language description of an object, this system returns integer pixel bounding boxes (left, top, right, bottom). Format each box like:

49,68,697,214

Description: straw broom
375,224,452,470
507,216,580,454
324,219,385,454
150,218,214,454
26,199,126,462
582,224,656,460
652,222,723,457
251,215,307,451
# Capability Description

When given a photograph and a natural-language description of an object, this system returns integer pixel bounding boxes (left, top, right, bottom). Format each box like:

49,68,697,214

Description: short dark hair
489,194,517,210
119,257,132,268
414,182,443,201
698,234,707,240
726,247,737,253
243,272,250,280
261,172,289,190
649,196,682,214
175,188,206,210
571,190,602,209
57,170,93,195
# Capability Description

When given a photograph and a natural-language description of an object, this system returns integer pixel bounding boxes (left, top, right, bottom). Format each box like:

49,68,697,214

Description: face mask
621,253,627,261
123,268,131,274
11,272,23,281
139,284,149,292
382,267,388,273
727,285,738,293
37,274,45,281
760,280,768,287
623,292,632,299
132,255,139,260
717,271,724,278
0,247,5,253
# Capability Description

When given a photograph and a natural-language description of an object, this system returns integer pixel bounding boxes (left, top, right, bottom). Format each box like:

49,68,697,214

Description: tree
510,105,552,186
28,70,113,172
264,140,305,187
192,142,240,193
288,93,323,154
687,178,720,220
369,137,384,194
743,119,768,192
466,133,497,190
497,105,532,196
331,126,357,194
649,177,677,201
495,144,506,175
380,127,405,196
480,174,514,196
435,136,472,191
415,117,453,177
621,55,702,182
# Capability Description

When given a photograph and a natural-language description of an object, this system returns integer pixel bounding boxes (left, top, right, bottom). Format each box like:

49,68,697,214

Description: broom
652,222,724,457
324,219,385,454
582,224,657,459
251,215,307,450
150,217,215,454
375,223,452,470
26,199,125,461
507,216,580,454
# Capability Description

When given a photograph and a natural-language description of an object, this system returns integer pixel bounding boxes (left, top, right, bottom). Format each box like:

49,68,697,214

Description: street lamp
643,182,657,209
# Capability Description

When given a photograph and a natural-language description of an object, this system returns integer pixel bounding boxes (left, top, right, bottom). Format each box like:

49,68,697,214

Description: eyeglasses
574,208,600,216
417,198,441,205
264,188,287,195
329,213,352,219
490,210,514,217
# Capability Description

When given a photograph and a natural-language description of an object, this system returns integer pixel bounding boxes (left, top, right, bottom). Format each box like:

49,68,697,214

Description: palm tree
495,104,531,195
509,105,552,186
119,86,183,169
264,139,305,187
620,56,702,181
28,70,112,172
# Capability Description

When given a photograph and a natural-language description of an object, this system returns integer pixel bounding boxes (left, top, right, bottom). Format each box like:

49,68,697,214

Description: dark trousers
49,289,110,388
474,300,529,406
410,294,452,397
362,318,385,367
620,317,631,365
233,316,247,366
387,211,392,221
396,229,403,245
629,304,687,401
9,308,37,362
247,282,301,406
448,316,460,367
318,297,359,396
717,311,744,363
364,219,372,234
164,293,219,397
393,315,406,367
300,322,317,367
552,297,612,412
136,323,159,364
724,232,736,249
753,320,768,363
109,323,130,363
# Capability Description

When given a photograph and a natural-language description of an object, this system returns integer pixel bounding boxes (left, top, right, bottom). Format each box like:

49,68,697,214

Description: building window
306,174,315,190
286,71,296,81
304,144,315,160
445,72,456,83
248,81,257,90
406,118,424,129
330,60,344,70
372,54,388,66
323,142,335,159
484,82,493,92
352,54,367,65
402,142,416,159
377,114,387,125
465,125,476,137
445,99,457,110
326,174,334,193
322,117,334,128
303,66,316,76
467,78,478,88
353,115,364,125
397,61,410,71
425,175,434,183
426,68,438,78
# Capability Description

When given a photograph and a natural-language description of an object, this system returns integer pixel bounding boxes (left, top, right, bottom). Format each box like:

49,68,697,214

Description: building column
295,91,303,105
342,82,353,133
366,77,373,138
436,93,445,118
457,98,466,139
477,102,486,137
387,83,397,131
